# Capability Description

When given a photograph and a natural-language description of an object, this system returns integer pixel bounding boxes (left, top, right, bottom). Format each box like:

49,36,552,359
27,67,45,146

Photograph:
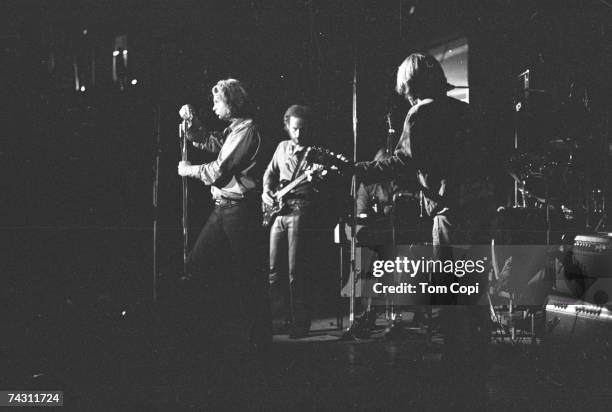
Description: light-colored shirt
263,140,315,198
187,117,263,200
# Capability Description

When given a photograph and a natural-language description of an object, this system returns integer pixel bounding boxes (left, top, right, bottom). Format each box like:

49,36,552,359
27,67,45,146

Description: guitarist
353,54,489,372
262,105,321,339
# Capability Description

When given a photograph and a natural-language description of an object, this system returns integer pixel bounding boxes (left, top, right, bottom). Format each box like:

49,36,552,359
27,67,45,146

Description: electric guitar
262,146,350,227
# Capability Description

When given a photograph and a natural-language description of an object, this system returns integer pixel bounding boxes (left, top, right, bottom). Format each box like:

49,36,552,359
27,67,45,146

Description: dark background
1,0,611,313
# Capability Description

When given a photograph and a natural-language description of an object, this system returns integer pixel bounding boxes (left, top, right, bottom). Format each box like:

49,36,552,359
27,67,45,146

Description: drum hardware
506,138,596,232
547,138,583,152
588,188,607,231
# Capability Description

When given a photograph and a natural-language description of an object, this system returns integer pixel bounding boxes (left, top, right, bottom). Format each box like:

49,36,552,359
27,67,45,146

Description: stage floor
4,307,612,411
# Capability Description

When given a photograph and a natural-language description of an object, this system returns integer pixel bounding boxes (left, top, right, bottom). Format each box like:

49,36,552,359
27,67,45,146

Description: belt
214,197,243,207
286,198,313,207
285,193,312,201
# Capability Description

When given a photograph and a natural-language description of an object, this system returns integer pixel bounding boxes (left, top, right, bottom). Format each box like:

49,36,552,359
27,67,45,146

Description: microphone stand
152,106,161,302
180,121,189,276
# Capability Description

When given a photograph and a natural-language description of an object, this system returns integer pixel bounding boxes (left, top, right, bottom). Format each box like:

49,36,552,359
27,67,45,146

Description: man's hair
396,53,449,101
212,79,252,118
283,104,312,125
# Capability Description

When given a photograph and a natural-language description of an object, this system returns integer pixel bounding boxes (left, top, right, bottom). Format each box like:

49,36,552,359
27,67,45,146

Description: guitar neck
277,173,309,199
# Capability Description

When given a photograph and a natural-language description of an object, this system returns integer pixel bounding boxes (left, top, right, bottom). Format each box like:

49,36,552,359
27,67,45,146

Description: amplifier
555,233,612,305
545,295,612,354
573,233,612,277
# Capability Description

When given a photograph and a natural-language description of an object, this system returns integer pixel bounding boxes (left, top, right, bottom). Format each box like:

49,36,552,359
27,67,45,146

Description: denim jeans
186,198,269,349
268,200,314,326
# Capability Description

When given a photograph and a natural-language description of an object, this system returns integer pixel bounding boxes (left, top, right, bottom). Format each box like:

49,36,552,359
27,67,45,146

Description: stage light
80,86,86,92
113,35,129,91
131,79,137,85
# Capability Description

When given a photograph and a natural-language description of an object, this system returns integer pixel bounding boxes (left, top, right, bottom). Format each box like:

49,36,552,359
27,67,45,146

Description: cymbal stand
513,69,531,208
593,189,607,231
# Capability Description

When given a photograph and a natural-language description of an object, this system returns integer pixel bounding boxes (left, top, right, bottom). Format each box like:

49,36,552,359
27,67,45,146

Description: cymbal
548,138,582,151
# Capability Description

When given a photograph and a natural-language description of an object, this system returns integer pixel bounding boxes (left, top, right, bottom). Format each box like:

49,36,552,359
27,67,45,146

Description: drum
507,150,586,213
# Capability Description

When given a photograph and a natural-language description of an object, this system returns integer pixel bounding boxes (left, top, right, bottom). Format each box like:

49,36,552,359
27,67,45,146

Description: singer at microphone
176,78,270,353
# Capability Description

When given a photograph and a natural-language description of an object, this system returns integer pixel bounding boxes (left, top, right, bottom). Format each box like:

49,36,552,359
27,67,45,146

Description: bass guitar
262,146,350,227
262,165,324,227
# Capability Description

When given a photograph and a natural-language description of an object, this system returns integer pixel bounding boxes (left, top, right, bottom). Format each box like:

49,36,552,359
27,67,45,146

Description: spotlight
131,79,137,85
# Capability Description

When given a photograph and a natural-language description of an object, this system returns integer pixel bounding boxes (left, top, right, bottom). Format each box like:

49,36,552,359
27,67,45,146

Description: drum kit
507,136,605,230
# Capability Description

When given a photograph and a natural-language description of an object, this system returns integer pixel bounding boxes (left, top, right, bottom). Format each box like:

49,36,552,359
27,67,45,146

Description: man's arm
186,116,224,153
195,126,261,187
263,143,282,193
354,107,447,207
179,104,224,153
261,143,282,205
354,111,419,184
354,150,413,185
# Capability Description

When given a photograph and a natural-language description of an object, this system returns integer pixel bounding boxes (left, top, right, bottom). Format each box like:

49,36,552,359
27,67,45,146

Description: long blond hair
396,53,448,101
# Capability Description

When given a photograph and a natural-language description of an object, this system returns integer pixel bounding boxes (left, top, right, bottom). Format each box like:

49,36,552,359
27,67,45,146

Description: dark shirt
186,116,264,200
356,181,397,217
355,96,470,216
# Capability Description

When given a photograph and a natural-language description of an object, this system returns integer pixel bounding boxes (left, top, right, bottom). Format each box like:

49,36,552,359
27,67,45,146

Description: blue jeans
186,198,269,349
268,200,314,326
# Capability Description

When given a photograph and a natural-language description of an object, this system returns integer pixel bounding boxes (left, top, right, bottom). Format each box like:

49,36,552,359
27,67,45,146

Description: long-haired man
178,78,269,352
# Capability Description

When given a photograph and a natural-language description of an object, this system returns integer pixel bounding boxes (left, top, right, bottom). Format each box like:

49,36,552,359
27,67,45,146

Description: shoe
345,321,370,339
345,311,375,339
384,320,408,341
364,309,378,329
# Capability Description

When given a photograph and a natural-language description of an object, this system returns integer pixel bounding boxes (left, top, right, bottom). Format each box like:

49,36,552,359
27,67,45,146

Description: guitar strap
289,147,307,182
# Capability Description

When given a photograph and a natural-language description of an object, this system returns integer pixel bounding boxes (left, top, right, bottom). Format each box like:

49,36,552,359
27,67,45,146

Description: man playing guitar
262,105,323,339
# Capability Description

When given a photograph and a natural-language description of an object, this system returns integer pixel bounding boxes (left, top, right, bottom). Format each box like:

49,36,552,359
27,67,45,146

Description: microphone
179,104,194,121
178,104,195,142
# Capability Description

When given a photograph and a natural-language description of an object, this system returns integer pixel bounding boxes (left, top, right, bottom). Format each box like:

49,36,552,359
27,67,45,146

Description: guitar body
262,180,289,227
262,200,287,227
261,147,350,227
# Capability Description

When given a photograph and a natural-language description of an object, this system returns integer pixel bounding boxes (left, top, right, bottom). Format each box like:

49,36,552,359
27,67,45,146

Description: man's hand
178,160,201,178
179,104,194,121
179,104,194,130
262,190,275,206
